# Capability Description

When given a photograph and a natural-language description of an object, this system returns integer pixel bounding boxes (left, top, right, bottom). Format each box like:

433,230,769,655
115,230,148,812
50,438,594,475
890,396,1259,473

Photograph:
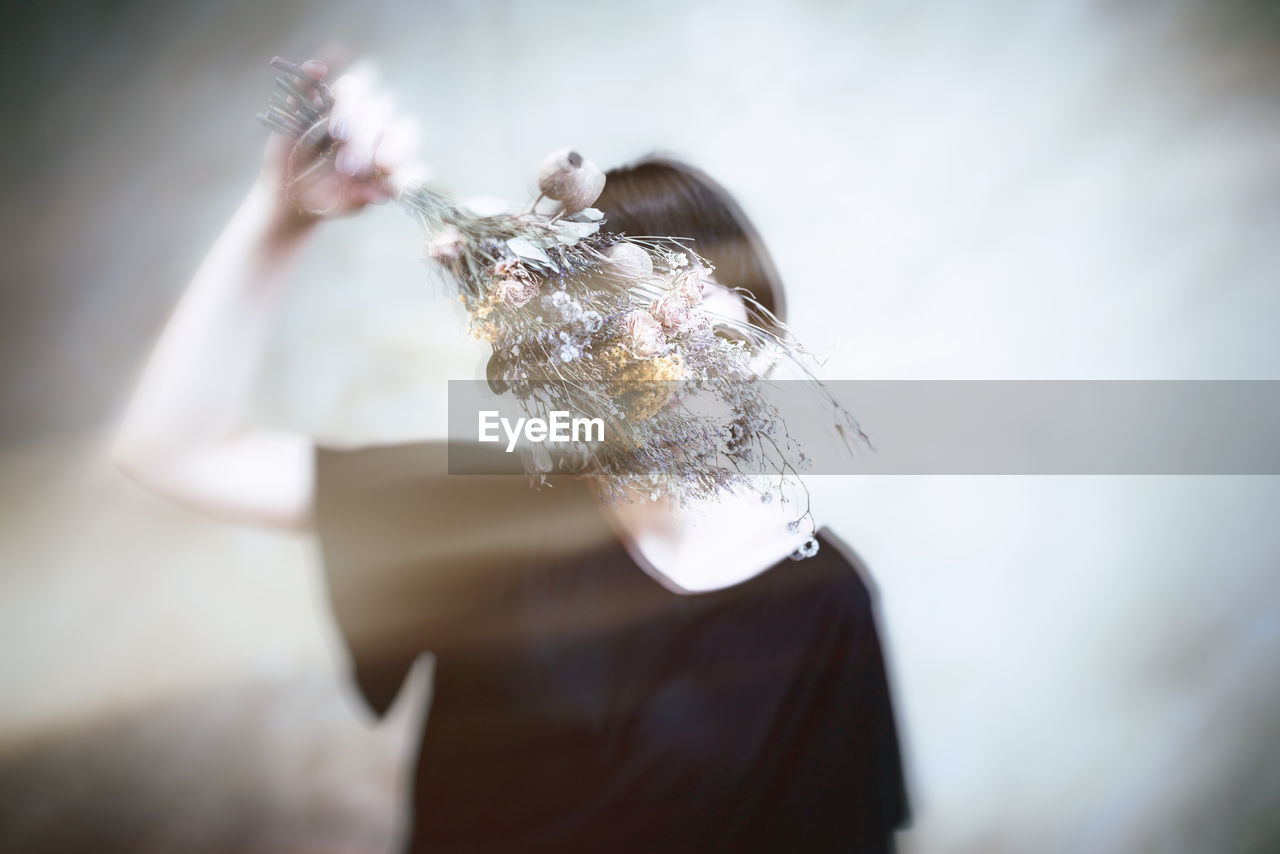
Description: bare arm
112,60,420,532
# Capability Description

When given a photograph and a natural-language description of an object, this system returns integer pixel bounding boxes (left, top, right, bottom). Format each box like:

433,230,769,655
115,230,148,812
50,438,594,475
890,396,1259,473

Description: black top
313,443,909,854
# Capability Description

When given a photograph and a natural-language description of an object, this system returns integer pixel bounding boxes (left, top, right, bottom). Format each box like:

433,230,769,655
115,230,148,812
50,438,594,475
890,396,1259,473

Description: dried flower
599,345,685,420
493,258,526,278
619,308,667,357
491,259,540,307
427,224,465,263
500,278,538,307
554,340,584,362
676,267,708,303
541,289,584,322
650,290,695,332
580,310,603,333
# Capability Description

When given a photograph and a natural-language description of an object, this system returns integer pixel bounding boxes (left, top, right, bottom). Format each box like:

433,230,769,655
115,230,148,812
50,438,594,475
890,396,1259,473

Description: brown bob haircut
595,156,787,328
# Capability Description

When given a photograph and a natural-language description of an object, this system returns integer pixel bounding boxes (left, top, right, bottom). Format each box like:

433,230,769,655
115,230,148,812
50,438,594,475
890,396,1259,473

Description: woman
113,60,909,853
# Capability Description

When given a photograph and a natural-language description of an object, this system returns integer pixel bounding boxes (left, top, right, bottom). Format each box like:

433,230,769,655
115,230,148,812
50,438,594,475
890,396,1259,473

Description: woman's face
698,274,781,380
698,275,750,327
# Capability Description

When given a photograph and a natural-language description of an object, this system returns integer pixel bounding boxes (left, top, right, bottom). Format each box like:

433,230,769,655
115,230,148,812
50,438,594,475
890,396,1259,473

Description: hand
258,59,422,229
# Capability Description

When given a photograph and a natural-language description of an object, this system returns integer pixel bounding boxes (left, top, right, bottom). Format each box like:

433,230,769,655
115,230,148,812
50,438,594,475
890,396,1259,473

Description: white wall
2,1,1278,851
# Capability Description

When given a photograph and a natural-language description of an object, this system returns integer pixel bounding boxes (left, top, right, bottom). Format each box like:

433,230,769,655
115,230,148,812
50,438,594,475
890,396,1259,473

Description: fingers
375,116,421,173
352,180,393,206
302,61,421,208
337,92,391,177
328,72,367,143
310,172,346,211
276,58,328,116
299,59,328,81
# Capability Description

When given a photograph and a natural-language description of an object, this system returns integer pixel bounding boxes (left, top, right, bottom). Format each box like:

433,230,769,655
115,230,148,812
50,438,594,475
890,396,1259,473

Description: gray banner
446,380,1280,475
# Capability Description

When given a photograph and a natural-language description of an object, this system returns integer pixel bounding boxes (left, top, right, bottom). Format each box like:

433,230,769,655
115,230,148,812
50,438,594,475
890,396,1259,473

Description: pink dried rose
650,290,695,331
487,258,540,307
492,258,527,278
427,225,465,263
620,308,668,357
676,267,707,304
496,275,540,308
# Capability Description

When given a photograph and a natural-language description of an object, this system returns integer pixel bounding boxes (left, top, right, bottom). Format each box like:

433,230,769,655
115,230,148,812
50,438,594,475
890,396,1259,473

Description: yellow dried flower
599,345,684,420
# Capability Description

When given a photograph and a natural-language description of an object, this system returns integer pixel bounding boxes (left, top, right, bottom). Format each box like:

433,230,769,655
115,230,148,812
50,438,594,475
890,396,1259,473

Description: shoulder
313,439,579,507
311,438,607,566
314,439,447,480
809,527,881,608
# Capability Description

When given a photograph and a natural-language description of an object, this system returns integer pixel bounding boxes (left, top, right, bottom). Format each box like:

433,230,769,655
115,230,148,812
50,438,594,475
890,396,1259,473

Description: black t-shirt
314,442,909,853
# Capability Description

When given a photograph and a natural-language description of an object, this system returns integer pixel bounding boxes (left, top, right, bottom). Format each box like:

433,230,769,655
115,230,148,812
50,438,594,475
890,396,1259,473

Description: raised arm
111,60,420,532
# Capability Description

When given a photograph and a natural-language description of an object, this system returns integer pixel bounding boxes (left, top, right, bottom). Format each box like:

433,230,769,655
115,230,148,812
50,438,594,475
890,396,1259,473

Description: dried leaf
507,236,552,265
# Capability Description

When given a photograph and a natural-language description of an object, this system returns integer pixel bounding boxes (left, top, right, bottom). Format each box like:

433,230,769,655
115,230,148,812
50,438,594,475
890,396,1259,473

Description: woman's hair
595,156,787,327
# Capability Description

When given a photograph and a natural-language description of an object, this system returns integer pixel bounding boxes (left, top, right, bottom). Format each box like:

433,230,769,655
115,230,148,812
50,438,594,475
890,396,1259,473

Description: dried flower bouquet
258,57,867,549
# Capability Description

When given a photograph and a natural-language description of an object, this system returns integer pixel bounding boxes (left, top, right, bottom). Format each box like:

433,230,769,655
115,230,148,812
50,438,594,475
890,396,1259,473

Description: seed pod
536,148,606,215
601,242,654,280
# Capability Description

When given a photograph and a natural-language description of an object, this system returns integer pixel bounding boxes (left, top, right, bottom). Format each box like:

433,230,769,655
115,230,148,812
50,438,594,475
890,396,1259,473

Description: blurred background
2,0,1279,851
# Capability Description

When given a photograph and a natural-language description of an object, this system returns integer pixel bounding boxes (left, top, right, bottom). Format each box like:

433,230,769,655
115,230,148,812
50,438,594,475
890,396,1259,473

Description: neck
592,479,817,594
